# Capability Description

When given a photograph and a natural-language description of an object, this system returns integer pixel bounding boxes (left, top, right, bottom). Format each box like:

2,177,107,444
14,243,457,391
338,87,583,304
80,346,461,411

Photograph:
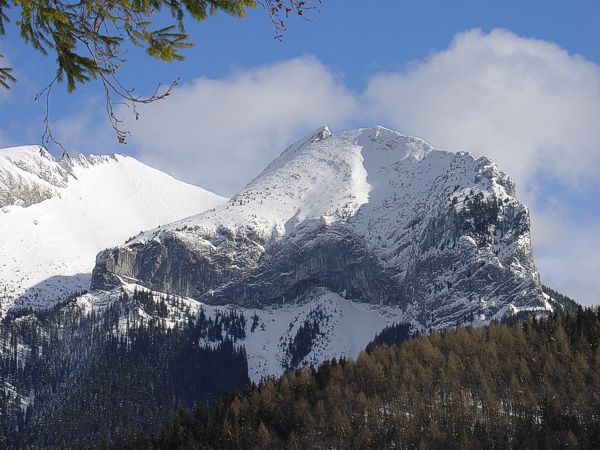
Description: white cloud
364,28,600,191
44,97,116,155
124,56,358,195
0,51,13,101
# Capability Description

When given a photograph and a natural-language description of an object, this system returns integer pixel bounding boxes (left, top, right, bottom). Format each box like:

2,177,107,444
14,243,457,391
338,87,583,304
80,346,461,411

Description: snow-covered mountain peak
0,146,139,209
313,125,331,141
58,151,114,170
94,125,546,327
0,146,226,313
58,152,140,172
1,145,67,208
127,127,434,247
260,125,431,178
1,144,54,162
125,127,524,258
0,145,54,172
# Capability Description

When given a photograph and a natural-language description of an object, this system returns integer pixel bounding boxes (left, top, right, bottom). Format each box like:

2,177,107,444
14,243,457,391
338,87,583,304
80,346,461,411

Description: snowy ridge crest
0,145,131,208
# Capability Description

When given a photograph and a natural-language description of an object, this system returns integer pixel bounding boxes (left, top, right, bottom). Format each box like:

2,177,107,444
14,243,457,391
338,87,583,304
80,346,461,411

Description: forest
110,307,600,450
0,290,249,449
0,285,593,449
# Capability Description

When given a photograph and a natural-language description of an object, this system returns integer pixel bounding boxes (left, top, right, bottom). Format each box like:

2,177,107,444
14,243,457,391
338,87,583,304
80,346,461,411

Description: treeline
0,289,249,449
113,308,600,449
543,285,580,315
365,321,413,352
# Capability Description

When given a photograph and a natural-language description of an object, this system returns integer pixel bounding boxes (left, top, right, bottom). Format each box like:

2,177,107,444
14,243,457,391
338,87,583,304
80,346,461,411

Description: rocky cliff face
92,126,548,327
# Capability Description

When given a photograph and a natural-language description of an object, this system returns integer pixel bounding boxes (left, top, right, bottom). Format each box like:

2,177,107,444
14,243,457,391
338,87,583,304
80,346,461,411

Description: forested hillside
113,308,600,450
0,290,249,449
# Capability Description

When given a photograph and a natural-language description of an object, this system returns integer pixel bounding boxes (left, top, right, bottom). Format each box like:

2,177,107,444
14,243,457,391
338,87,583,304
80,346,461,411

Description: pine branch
0,53,15,89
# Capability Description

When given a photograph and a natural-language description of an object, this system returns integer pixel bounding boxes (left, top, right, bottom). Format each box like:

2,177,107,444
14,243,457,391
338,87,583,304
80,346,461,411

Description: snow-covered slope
75,282,407,382
93,126,549,328
0,146,226,313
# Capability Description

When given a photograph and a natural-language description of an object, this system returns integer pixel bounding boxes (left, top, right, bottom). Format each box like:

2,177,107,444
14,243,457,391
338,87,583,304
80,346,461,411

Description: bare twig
34,76,66,152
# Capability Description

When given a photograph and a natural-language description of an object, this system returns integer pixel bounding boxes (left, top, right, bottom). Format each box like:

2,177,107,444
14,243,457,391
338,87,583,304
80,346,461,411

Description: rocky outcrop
93,227,267,299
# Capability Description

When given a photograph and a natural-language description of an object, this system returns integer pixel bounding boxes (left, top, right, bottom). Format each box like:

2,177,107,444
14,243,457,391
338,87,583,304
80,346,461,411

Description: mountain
0,129,579,448
0,146,226,314
93,126,550,328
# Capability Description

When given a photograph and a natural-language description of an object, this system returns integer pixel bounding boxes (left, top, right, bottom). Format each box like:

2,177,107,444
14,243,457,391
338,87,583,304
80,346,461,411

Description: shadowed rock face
91,126,547,326
92,197,542,322
93,230,266,300
205,222,404,307
92,222,400,307
402,188,544,327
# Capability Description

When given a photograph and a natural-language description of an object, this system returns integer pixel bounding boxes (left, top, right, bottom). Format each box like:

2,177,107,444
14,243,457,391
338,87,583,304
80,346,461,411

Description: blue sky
3,1,600,132
1,0,599,304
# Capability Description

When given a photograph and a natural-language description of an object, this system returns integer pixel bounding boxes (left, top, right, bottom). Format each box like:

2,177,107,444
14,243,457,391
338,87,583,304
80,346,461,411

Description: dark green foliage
0,53,15,88
132,288,169,317
115,308,600,449
286,310,325,369
3,0,253,91
543,284,581,315
0,289,249,449
365,321,414,352
0,0,317,91
251,312,260,333
0,0,319,142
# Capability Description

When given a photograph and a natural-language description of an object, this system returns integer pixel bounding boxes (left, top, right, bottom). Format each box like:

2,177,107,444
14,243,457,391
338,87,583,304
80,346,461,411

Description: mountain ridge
0,146,226,313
